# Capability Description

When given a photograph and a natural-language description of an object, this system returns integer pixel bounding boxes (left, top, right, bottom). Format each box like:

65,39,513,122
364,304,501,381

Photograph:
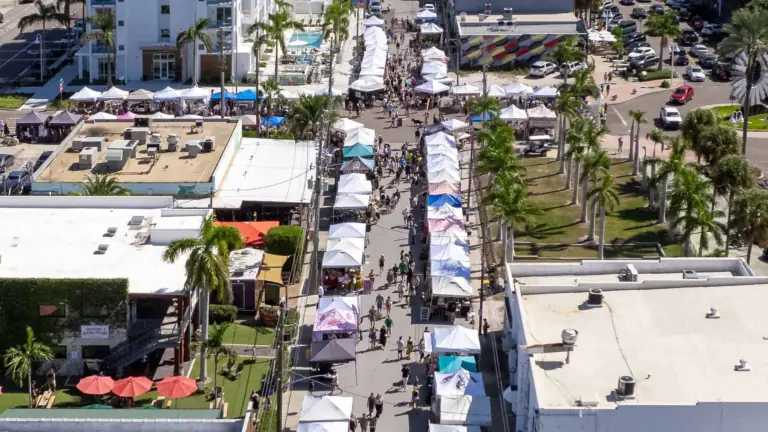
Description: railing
91,0,116,5
208,19,233,29
101,323,180,369
207,0,234,4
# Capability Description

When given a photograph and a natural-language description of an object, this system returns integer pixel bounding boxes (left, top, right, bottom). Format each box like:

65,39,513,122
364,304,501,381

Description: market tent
429,425,481,432
16,111,48,126
48,111,83,127
116,112,136,120
533,85,559,98
431,258,471,278
469,111,496,122
438,356,478,373
180,86,210,100
332,118,364,133
215,221,279,247
359,67,386,77
297,422,349,432
485,84,506,98
361,54,386,69
425,131,457,147
318,296,360,314
349,77,386,92
89,112,117,120
430,243,470,262
441,118,468,132
179,114,204,120
235,89,259,102
342,143,375,159
154,86,181,101
434,369,486,397
526,105,557,120
299,396,353,423
439,396,492,426
422,46,448,60
322,249,364,268
149,111,174,120
328,222,366,239
421,61,447,77
503,82,533,96
427,152,458,166
451,84,480,96
328,237,365,253
316,87,346,97
126,89,155,101
428,218,465,234
334,193,370,209
310,339,357,363
427,169,461,185
415,9,438,19
499,104,528,122
261,116,285,127
420,22,443,34
431,325,481,354
429,181,461,195
338,174,373,195
427,157,459,173
415,79,450,95
313,308,358,332
363,15,385,26
430,231,469,246
340,156,374,173
426,144,459,158
428,203,463,220
344,127,376,146
70,86,102,102
211,91,235,100
241,115,259,127
432,276,474,298
98,86,128,101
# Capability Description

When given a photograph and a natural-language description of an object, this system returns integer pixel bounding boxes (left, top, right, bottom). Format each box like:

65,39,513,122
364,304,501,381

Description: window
216,7,232,24
81,345,110,360
160,5,170,14
39,303,66,318
118,44,124,51
82,304,108,318
160,29,170,39
51,346,67,359
118,20,124,26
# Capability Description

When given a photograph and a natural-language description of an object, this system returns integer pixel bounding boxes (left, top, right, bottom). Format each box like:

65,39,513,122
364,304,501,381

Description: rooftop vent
484,3,491,14
735,359,751,372
478,13,486,21
619,264,638,282
683,270,699,280
561,328,578,346
96,244,109,254
502,7,513,19
128,216,144,226
460,12,467,21
586,288,603,307
706,308,721,319
576,394,599,408
105,227,118,237
617,376,636,398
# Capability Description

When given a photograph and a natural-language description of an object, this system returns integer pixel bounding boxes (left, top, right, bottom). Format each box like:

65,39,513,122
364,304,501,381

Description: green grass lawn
710,105,768,131
0,94,32,110
0,376,88,413
223,323,276,346
510,159,683,258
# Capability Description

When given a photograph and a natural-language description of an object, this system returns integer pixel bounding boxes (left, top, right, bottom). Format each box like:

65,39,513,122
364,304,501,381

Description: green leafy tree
710,155,756,254
162,216,243,383
732,187,768,263
4,327,53,408
667,168,720,255
649,136,689,224
588,170,620,259
18,1,68,79
698,124,741,167
553,91,581,176
80,174,130,196
644,12,682,70
582,149,610,234
551,36,585,82
483,174,539,262
82,10,117,87
289,94,338,140
261,78,283,138
681,109,718,163
628,109,646,175
719,9,768,155
177,18,214,87
195,322,236,399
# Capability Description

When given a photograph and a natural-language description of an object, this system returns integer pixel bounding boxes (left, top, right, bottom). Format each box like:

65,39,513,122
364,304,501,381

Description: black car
33,151,53,172
699,54,718,68
650,4,664,13
713,62,732,81
620,0,636,4
1,170,31,195
623,31,647,45
630,54,660,70
674,53,689,65
681,29,698,45
631,7,648,18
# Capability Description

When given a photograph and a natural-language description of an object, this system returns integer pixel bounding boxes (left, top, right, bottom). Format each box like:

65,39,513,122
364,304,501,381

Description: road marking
612,106,629,130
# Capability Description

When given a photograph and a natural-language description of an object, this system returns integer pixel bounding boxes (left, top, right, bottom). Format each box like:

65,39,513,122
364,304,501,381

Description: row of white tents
349,24,390,93
321,221,367,268
69,86,211,103
416,80,559,99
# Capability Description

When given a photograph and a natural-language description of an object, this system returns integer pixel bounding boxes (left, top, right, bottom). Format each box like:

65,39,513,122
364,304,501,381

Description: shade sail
428,218,466,234
363,16,385,26
297,422,349,432
420,22,443,34
70,86,102,102
344,127,376,146
340,156,374,173
328,222,366,239
215,221,279,247
425,131,457,147
422,46,448,60
432,276,474,298
430,243,470,262
499,104,528,122
180,86,210,100
429,181,460,195
415,79,450,94
431,258,470,278
434,369,486,397
526,105,557,119
332,118,363,133
299,396,353,422
503,82,534,96
429,425,481,432
49,111,83,127
439,396,492,426
416,9,438,18
438,356,478,373
533,85,559,98
98,86,129,101
427,193,461,208
334,193,370,209
211,91,235,100
126,89,155,101
153,86,181,101
259,253,288,285
338,174,372,195
89,112,117,120
322,250,364,268
432,326,481,354
428,203,463,220
235,89,259,101
350,77,386,92
313,308,358,332
310,339,357,363
342,143,374,159
485,84,506,98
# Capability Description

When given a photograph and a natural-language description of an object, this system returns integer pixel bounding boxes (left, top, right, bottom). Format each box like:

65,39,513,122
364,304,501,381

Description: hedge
210,304,238,323
264,226,305,277
637,70,674,82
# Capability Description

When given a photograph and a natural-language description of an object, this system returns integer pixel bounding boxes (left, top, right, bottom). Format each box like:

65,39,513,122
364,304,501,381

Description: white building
77,0,270,83
503,258,768,432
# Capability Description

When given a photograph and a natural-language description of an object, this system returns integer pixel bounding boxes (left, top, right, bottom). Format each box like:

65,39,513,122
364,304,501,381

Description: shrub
660,80,671,88
637,69,673,82
209,304,237,323
264,226,304,256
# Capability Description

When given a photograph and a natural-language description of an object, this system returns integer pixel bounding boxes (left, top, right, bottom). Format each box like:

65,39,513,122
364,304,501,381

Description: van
618,20,638,33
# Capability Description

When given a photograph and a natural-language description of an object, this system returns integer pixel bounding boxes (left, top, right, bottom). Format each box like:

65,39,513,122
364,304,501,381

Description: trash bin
397,117,403,127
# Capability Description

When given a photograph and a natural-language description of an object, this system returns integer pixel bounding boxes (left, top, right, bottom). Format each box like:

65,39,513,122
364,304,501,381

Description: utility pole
218,28,226,119
275,306,285,432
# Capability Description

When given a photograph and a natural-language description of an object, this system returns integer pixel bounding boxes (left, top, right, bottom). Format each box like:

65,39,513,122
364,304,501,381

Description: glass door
152,53,176,80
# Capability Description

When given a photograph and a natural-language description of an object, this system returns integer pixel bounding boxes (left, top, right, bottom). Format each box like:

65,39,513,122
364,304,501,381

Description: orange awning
259,253,289,285
215,221,279,247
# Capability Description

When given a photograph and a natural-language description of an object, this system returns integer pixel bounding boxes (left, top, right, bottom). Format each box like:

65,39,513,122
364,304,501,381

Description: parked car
620,0,636,4
686,65,706,81
637,0,651,3
681,29,698,45
631,7,648,18
713,62,732,81
1,170,31,194
628,46,655,59
690,44,708,57
0,154,14,173
424,3,435,11
660,106,683,129
650,4,665,13
669,44,685,56
626,41,651,53
670,85,695,104
563,61,588,75
674,53,690,65
698,54,718,68
529,61,557,77
33,151,53,172
630,54,660,70
701,23,724,36
623,32,647,45
523,136,553,157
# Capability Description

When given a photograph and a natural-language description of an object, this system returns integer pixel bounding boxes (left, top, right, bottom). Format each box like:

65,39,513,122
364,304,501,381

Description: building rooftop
36,120,237,185
457,13,583,36
0,196,210,295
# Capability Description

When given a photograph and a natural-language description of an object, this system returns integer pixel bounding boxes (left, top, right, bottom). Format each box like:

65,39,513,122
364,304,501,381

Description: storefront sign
81,325,110,339
489,26,514,32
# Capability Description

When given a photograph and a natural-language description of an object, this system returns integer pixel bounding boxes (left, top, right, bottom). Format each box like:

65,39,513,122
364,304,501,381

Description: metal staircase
101,323,180,375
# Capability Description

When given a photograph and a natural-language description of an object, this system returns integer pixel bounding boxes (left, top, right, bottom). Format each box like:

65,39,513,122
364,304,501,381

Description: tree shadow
615,206,657,223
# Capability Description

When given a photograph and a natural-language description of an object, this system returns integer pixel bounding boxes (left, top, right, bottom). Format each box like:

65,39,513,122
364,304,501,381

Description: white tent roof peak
485,84,507,98
451,84,480,96
334,193,370,209
332,118,364,133
422,46,448,59
432,325,481,353
70,86,102,102
299,396,353,423
98,86,128,101
499,104,528,121
328,223,366,239
415,80,450,95
180,86,210,100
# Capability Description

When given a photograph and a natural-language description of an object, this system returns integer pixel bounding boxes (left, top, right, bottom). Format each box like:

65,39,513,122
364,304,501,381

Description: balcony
208,19,233,29
91,43,110,54
207,0,233,4
91,0,116,5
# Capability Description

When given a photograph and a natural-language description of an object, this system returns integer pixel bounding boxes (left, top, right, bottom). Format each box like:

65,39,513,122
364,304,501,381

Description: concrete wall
507,258,754,278
460,34,570,68
0,420,241,432
31,181,215,196
212,119,242,191
0,195,175,208
454,0,574,14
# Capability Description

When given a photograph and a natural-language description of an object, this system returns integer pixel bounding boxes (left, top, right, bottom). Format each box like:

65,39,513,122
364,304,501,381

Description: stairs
102,325,180,376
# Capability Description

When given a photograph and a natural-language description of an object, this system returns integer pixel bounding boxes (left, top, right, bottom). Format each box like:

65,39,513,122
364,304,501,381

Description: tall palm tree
732,187,768,263
246,27,271,135
162,216,243,383
681,109,718,162
643,155,663,207
80,174,130,196
261,78,282,138
176,18,214,87
588,170,620,259
19,1,68,80
553,91,581,176
551,36,585,82
82,10,117,87
698,124,741,167
259,11,305,81
4,327,53,407
711,154,755,254
628,109,646,175
667,168,717,255
582,149,610,233
483,175,539,262
476,119,517,176
719,9,768,155
466,95,501,128
196,322,236,399
321,0,351,143
644,11,682,70
56,0,83,30
566,118,590,206
565,68,599,98
649,136,689,224
289,94,338,139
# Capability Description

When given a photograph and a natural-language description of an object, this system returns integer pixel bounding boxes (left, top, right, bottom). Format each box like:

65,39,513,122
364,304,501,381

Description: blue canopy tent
235,89,261,102
343,143,375,159
427,194,461,208
261,116,285,127
470,111,498,122
430,259,471,278
438,356,478,373
211,91,235,101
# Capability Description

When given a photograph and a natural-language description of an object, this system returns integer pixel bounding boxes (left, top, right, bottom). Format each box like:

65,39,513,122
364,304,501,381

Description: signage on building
489,26,514,32
81,325,110,339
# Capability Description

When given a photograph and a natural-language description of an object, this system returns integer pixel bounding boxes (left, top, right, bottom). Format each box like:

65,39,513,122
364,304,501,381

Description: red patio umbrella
156,376,197,399
76,375,115,395
112,376,153,398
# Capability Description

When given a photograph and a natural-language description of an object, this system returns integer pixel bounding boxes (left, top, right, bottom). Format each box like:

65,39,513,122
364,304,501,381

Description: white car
701,23,723,35
686,65,706,81
529,61,557,77
660,107,683,129
424,3,435,11
690,44,708,57
563,61,588,75
628,47,655,59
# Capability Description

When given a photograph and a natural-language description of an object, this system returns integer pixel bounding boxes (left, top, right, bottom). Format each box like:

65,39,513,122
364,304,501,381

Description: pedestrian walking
418,337,425,361
380,326,388,348
397,281,404,301
406,336,414,360
618,137,624,155
374,394,384,418
400,364,410,391
483,318,490,338
359,413,370,432
386,269,395,288
369,328,377,350
409,224,417,244
368,306,376,326
367,393,376,416
369,415,378,432
385,316,393,336
385,296,393,317
376,294,384,315
379,254,386,275
349,415,358,432
318,285,324,298
411,387,420,409
399,260,407,282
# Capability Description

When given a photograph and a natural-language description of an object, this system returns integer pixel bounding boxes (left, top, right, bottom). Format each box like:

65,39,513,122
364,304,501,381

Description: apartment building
76,0,270,83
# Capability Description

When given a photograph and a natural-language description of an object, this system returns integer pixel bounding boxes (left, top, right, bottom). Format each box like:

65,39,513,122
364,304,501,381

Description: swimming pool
290,31,324,49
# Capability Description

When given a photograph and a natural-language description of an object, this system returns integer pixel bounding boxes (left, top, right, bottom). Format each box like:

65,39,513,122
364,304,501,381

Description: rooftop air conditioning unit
202,136,216,152
460,12,467,21
484,2,492,15
478,13,486,20
96,244,109,254
78,146,97,170
105,227,118,236
618,264,638,282
617,376,636,398
683,270,699,280
502,7,513,19
167,133,179,152
186,141,203,158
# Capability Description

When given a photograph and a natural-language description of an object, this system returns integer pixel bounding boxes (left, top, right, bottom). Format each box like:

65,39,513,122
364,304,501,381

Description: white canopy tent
499,104,528,122
361,55,386,69
296,422,349,432
503,82,534,96
428,203,463,220
327,238,365,253
332,118,364,134
430,231,469,245
334,193,371,209
441,118,468,131
149,112,174,120
69,87,102,102
451,84,480,96
180,86,210,100
421,61,448,76
427,157,459,173
430,243,469,262
427,152,459,166
429,425,481,432
439,396,492,426
338,174,373,195
427,168,461,184
425,131,457,147
426,144,459,158
359,67,386,77
431,276,474,298
363,16,385,26
89,112,117,120
422,46,448,60
322,249,364,268
126,89,155,101
154,86,181,101
426,325,482,354
328,222,366,239
299,396,354,423
315,87,345,97
317,296,360,314
533,85,559,98
350,78,386,92
415,9,438,19
420,22,444,34
415,79,450,95
527,105,557,120
97,86,128,101
344,128,376,146
485,84,507,98
434,369,486,397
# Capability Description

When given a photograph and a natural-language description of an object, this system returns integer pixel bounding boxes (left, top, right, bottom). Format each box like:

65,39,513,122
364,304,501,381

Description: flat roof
216,138,316,206
0,408,221,420
0,201,206,295
457,13,582,36
521,283,768,408
517,271,735,286
36,121,237,184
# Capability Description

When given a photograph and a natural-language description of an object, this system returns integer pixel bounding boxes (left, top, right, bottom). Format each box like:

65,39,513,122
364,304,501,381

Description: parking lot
0,142,58,194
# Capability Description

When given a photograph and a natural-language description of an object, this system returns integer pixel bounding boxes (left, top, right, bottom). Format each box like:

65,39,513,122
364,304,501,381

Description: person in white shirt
318,285,324,298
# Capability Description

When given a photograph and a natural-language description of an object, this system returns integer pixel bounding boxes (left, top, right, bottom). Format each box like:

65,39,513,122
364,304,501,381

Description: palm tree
711,154,755,254
667,168,717,255
628,109,646,175
466,95,501,128
321,0,351,142
553,91,581,175
476,119,517,177
565,68,600,98
551,36,585,82
196,322,236,399
566,118,590,206
698,124,741,167
162,216,243,383
582,149,610,234
649,136,689,224
588,170,620,259
18,1,68,79
644,11,682,70
82,10,117,87
289,94,338,139
56,0,82,30
246,27,271,135
681,109,718,162
259,11,305,81
643,155,663,207
483,175,539,262
732,188,768,263
261,78,282,138
4,327,53,407
80,174,130,196
176,18,214,87
719,9,768,155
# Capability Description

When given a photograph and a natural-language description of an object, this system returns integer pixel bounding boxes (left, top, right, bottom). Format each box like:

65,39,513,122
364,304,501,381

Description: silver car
0,154,14,173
